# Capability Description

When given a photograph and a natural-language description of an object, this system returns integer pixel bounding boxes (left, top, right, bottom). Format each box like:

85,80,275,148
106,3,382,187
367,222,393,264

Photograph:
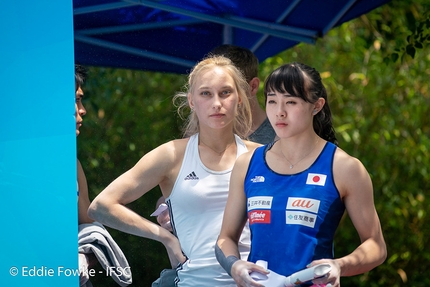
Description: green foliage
382,0,430,63
78,0,430,285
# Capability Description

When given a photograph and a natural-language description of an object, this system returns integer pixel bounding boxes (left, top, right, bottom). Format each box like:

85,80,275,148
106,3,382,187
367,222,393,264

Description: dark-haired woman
216,63,386,287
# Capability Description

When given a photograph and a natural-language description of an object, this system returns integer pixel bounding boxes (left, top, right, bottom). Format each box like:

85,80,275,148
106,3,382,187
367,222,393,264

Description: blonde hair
173,55,252,139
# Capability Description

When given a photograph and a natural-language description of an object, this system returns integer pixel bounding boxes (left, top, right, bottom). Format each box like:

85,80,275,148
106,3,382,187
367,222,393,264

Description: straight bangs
264,64,310,103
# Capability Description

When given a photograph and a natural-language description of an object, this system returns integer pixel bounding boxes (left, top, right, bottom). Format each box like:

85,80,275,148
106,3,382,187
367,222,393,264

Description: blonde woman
89,56,261,286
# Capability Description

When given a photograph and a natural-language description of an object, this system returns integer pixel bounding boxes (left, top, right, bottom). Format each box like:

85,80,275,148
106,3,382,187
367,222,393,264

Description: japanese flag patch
306,173,327,186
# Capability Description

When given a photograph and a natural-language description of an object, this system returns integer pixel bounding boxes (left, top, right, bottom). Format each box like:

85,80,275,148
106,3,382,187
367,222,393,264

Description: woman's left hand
308,259,340,287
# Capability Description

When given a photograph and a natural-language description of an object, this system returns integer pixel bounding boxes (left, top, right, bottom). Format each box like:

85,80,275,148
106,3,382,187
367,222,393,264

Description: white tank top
167,133,250,287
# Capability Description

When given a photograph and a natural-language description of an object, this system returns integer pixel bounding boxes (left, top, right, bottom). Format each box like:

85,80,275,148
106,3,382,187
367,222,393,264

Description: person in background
88,55,261,286
75,65,96,286
75,65,93,225
210,44,276,144
216,62,386,287
75,65,132,287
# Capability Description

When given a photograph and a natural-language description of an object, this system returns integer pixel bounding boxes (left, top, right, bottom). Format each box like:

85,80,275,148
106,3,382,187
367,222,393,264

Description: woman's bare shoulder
152,138,189,157
333,146,366,173
161,138,189,151
333,146,371,197
243,139,263,151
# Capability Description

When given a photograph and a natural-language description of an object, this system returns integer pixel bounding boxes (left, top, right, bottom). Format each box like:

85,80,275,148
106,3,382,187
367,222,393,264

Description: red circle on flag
313,176,320,182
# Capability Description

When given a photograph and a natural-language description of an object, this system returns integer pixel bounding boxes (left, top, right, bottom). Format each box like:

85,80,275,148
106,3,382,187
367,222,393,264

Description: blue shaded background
0,1,78,286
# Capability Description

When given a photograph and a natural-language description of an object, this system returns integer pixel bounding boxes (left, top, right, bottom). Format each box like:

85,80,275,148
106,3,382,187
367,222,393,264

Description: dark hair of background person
209,44,259,82
75,64,88,87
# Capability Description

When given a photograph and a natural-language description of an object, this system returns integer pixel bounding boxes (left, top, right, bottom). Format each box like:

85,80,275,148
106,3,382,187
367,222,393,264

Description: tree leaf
406,44,416,58
415,42,424,49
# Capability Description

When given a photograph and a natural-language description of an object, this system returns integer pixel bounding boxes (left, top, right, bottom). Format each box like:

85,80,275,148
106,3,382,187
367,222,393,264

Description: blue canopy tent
74,0,391,74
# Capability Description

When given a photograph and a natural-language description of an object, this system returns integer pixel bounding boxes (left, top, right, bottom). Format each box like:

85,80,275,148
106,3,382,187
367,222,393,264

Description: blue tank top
244,141,345,280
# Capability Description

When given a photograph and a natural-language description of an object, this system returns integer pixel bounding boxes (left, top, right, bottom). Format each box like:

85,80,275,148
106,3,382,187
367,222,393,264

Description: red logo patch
248,210,271,224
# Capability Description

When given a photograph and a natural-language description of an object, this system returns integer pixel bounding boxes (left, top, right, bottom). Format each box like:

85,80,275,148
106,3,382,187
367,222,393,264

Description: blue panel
0,1,77,286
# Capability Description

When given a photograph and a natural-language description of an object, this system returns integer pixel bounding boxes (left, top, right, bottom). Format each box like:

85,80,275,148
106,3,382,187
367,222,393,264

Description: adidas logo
184,171,199,180
250,176,265,183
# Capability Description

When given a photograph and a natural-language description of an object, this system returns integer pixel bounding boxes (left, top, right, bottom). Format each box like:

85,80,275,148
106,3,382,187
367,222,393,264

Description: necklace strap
199,138,235,155
282,138,320,169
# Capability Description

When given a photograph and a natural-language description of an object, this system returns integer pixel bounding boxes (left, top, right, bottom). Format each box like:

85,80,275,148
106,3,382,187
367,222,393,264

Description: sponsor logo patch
286,197,320,228
286,211,318,228
250,176,265,183
184,171,199,180
248,196,273,210
248,196,272,224
287,197,320,213
248,210,271,224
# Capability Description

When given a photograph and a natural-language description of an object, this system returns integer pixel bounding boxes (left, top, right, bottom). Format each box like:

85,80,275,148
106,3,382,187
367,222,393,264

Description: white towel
78,222,132,286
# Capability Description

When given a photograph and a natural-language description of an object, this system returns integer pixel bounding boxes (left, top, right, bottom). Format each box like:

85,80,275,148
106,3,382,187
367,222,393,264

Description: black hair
264,62,337,144
75,64,87,88
209,44,258,82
